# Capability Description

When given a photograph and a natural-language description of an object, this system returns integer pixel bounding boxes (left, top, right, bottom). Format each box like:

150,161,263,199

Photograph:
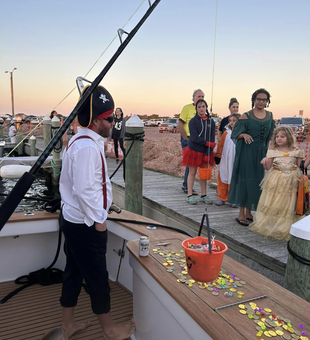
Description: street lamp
5,67,17,118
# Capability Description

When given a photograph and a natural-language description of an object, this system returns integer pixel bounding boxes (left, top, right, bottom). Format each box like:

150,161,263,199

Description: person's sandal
235,218,249,226
200,195,213,205
192,189,198,196
187,195,197,205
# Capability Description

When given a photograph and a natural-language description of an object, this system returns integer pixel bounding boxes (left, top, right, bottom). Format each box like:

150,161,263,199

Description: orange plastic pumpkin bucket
181,236,228,282
198,167,212,180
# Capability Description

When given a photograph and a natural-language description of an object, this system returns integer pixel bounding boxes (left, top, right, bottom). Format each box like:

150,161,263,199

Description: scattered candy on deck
238,303,309,340
153,246,249,300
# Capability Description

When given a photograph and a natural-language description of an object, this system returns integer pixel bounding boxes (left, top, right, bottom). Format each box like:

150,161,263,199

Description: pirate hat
77,85,114,128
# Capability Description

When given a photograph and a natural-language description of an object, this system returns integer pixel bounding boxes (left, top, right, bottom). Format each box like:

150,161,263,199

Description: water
0,171,60,213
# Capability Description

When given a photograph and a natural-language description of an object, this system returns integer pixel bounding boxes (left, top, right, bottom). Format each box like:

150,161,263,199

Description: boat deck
0,280,133,340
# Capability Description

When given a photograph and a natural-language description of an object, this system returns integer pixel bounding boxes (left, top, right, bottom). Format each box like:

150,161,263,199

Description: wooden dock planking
107,157,288,275
0,280,133,340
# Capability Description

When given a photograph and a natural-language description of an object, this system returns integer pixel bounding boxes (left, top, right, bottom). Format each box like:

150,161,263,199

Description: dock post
43,116,52,148
0,118,3,140
51,116,62,189
284,215,310,302
30,135,37,156
16,125,23,156
124,115,144,215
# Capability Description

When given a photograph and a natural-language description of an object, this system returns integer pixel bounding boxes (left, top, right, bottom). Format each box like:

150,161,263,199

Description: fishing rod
0,0,162,231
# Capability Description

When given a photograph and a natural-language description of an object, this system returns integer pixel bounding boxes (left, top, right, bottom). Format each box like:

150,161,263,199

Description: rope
53,0,147,110
51,125,63,153
210,0,218,114
287,240,310,266
51,159,62,177
109,131,145,180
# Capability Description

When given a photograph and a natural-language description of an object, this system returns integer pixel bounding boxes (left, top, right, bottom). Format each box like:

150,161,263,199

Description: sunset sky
1,0,309,119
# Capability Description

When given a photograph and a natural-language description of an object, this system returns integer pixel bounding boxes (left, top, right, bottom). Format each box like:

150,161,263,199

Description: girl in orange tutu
181,99,216,204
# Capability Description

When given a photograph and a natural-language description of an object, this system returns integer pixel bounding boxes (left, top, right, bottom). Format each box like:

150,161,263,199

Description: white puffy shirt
60,127,112,226
9,125,16,137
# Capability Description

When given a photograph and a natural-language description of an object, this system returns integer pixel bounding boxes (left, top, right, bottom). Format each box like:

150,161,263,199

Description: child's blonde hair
271,126,296,148
228,113,241,130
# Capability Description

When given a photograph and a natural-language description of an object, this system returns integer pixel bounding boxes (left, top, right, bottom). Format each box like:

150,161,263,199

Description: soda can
139,236,149,257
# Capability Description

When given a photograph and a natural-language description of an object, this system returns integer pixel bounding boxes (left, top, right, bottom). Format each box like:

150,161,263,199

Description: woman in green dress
228,88,275,226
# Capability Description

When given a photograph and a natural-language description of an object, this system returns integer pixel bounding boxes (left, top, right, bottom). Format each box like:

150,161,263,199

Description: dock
106,157,288,285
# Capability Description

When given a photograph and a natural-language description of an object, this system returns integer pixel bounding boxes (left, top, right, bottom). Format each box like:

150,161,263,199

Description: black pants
113,138,125,160
59,213,111,314
113,138,126,180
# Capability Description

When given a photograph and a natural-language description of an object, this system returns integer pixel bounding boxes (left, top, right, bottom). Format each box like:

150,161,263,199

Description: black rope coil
51,126,63,153
287,240,310,266
109,131,145,180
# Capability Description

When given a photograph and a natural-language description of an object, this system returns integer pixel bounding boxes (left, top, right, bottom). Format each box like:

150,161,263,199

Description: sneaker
187,196,197,205
116,159,119,164
200,195,213,204
231,204,238,208
215,199,225,206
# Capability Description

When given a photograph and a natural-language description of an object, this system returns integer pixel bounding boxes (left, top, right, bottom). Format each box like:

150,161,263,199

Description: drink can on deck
139,236,149,256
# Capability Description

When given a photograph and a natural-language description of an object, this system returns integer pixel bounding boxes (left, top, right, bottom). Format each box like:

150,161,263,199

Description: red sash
66,136,107,209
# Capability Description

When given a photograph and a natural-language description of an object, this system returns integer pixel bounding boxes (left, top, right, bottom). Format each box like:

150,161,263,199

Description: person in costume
250,126,304,240
58,86,135,340
8,120,17,143
50,110,58,119
217,97,239,141
111,107,126,180
214,113,241,206
181,99,216,205
228,88,275,227
178,89,205,195
111,107,126,165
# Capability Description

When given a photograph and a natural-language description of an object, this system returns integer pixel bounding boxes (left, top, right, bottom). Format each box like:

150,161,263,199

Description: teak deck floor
0,280,133,340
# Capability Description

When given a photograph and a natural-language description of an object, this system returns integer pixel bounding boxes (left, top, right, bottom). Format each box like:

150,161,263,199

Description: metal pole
5,68,17,118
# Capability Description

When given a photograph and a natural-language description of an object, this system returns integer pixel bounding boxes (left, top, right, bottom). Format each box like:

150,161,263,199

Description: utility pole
5,68,17,118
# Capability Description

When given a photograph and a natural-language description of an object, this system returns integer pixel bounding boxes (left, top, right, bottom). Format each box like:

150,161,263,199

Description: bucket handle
198,214,212,254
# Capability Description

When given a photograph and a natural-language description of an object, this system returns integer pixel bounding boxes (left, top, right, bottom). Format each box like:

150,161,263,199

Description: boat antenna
0,0,162,230
209,0,218,114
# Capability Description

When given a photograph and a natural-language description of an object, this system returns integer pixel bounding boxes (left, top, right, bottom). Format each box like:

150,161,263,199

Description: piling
0,118,3,141
124,115,144,215
30,135,37,156
284,215,310,302
51,116,62,189
16,127,23,156
43,116,52,149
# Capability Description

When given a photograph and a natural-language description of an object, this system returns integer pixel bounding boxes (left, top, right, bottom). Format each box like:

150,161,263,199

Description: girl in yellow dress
250,126,304,240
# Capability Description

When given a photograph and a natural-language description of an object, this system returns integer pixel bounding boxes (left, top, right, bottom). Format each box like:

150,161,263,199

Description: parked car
150,118,165,126
23,115,39,123
278,117,308,141
158,118,179,133
143,120,152,127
